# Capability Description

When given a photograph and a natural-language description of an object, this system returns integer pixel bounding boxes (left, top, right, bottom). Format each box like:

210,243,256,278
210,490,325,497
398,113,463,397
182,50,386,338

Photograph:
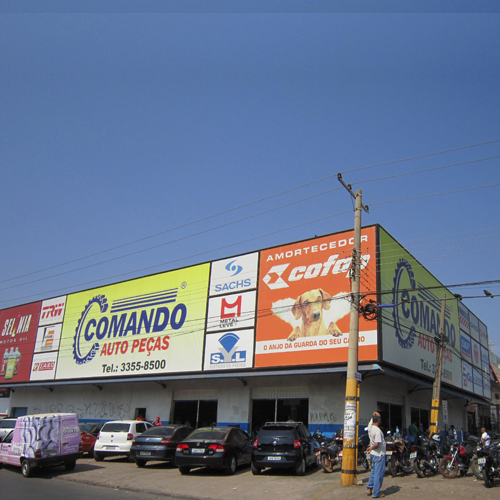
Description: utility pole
338,174,369,486
429,294,447,436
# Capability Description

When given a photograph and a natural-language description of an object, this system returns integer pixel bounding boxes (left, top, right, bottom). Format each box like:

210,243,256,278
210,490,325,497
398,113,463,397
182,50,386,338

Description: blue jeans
367,454,385,498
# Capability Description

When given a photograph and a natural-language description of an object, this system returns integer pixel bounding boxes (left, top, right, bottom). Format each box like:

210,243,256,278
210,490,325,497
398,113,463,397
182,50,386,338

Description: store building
0,225,493,437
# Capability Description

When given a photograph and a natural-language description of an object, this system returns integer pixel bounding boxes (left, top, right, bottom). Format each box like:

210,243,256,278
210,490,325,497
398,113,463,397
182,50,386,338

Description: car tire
94,452,104,462
225,455,237,475
21,460,32,478
65,461,76,471
295,456,306,476
135,459,147,468
179,466,191,475
88,447,94,458
251,462,261,475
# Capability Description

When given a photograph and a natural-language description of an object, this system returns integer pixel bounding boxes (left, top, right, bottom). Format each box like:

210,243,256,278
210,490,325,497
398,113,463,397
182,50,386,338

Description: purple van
0,413,83,477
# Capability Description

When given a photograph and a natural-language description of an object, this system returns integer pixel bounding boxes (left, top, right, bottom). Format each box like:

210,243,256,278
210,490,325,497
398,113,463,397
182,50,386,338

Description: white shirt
482,431,491,447
368,418,386,456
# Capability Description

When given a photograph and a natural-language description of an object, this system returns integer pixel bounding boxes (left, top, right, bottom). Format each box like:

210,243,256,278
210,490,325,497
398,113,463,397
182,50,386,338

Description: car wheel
179,466,191,475
65,461,76,471
295,456,306,476
135,459,147,468
94,452,104,462
225,455,237,475
87,447,94,458
22,460,32,478
251,462,261,475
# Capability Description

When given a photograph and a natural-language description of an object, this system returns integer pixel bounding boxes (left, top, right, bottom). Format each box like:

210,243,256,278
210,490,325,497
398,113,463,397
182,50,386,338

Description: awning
374,364,492,406
490,362,500,384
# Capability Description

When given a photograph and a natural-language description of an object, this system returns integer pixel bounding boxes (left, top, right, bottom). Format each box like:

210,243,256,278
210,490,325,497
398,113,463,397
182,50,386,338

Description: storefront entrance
251,398,308,437
172,400,218,428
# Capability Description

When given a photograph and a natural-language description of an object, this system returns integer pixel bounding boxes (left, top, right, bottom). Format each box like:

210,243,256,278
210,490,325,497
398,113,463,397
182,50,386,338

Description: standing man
153,416,162,426
367,412,386,499
408,421,418,441
481,427,491,447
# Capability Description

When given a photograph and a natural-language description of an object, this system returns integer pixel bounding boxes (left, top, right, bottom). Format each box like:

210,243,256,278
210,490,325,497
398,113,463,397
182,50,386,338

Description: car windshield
79,423,95,433
187,429,227,440
258,428,296,439
141,426,175,437
101,423,131,433
0,420,16,429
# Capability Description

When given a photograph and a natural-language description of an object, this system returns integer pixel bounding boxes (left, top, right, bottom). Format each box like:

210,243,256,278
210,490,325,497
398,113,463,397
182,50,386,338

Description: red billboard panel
255,227,378,368
0,302,41,383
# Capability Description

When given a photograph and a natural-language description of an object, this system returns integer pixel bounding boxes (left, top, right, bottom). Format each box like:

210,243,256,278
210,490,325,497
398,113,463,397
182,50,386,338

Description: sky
1,2,500,352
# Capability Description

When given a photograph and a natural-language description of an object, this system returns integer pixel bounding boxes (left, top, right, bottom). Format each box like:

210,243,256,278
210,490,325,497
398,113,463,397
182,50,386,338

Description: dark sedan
175,426,253,475
130,424,193,467
79,422,103,457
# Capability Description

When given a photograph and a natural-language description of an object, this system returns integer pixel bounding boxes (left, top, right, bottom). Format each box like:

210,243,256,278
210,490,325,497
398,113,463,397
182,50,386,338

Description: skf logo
210,333,246,364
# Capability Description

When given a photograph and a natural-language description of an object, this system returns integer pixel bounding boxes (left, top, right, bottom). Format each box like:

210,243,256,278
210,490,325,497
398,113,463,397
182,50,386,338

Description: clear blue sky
1,2,499,350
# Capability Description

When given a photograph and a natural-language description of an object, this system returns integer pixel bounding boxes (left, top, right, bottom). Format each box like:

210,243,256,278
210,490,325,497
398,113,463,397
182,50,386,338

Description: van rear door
60,414,82,456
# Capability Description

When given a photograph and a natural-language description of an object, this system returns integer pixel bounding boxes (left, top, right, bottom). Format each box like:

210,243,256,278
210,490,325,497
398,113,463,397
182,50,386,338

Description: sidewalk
56,456,498,500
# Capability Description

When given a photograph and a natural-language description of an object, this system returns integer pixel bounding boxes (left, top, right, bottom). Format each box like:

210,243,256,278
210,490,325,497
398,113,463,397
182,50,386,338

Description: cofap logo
210,333,246,364
262,254,370,290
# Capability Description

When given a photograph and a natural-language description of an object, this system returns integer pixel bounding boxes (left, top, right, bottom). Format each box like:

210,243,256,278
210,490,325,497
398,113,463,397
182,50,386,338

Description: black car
130,424,193,467
251,422,318,476
175,426,253,475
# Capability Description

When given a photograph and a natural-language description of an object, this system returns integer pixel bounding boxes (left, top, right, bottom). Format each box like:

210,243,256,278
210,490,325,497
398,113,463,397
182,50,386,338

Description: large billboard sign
254,227,378,368
379,228,462,388
55,264,210,380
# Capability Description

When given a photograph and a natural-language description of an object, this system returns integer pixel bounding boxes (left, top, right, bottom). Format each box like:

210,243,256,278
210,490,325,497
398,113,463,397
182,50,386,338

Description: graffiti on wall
32,400,131,420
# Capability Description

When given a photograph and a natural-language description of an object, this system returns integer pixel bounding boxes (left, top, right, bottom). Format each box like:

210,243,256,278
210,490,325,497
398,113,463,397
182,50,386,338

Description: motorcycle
313,430,342,473
413,433,443,478
439,438,478,478
358,428,370,470
476,441,500,488
387,436,415,477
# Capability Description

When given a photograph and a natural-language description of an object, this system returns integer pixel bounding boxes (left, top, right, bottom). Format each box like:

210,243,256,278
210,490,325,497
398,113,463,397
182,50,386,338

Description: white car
94,420,151,461
0,418,17,440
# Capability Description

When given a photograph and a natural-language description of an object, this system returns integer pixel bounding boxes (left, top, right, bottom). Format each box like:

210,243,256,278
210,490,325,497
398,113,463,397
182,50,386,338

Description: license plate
410,452,417,459
105,446,116,450
478,458,486,464
140,452,151,456
386,451,393,456
267,456,282,461
192,448,205,454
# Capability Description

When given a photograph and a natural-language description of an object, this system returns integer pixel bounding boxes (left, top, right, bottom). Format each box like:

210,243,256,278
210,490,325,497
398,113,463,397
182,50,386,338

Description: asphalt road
1,456,499,500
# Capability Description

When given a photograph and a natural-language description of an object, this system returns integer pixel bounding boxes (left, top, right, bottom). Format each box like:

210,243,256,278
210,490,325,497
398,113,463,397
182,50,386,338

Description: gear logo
392,259,416,349
225,260,243,277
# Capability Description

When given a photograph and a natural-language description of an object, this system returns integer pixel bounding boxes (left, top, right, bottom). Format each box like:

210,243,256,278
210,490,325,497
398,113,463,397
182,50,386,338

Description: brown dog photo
271,289,350,341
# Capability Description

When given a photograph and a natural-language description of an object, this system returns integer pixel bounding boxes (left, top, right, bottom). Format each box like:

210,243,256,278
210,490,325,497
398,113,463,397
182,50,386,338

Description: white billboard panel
33,324,62,354
203,329,254,371
483,371,492,400
469,313,480,342
479,321,489,348
38,296,67,327
209,253,259,296
472,338,482,369
30,351,58,381
206,291,256,332
462,361,473,392
458,300,470,335
481,345,490,374
473,367,484,396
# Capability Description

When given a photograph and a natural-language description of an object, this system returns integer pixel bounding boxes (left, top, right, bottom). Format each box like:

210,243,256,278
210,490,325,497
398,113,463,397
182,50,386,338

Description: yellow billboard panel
56,264,210,380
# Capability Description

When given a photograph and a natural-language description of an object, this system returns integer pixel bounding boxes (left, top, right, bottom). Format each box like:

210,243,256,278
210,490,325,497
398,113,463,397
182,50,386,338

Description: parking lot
49,456,500,500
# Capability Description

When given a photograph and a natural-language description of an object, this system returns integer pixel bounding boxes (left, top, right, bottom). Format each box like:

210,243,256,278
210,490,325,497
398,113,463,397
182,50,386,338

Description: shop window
377,402,402,435
173,400,217,428
411,407,430,433
135,408,147,421
251,398,308,437
11,407,27,418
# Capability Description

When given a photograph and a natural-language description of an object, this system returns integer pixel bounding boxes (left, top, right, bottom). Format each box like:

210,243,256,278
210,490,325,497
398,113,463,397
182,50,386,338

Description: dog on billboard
271,289,350,341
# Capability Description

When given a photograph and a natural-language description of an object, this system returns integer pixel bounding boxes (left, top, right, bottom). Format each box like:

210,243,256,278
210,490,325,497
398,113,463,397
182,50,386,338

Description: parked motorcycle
476,441,500,488
313,430,342,473
413,434,442,478
439,438,478,478
358,428,370,470
387,436,415,477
